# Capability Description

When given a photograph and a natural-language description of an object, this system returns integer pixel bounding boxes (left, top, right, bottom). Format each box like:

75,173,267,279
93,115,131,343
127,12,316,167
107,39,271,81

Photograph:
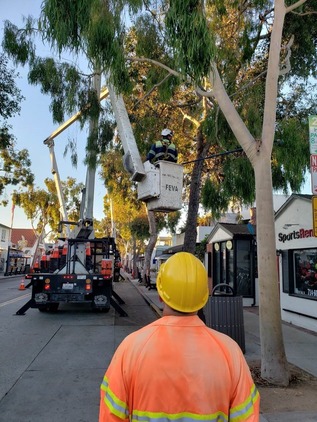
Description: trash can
204,283,245,353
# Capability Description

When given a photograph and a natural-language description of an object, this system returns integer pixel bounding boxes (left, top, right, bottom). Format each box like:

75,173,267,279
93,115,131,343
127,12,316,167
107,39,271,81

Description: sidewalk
129,277,317,422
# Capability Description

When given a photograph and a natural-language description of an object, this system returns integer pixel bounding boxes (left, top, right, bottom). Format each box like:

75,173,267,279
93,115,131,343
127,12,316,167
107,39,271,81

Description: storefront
5,247,31,275
275,194,317,332
206,222,258,306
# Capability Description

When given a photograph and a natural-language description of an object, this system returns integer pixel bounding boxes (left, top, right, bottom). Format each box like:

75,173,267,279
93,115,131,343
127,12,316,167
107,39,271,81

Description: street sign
311,155,317,194
309,115,317,154
312,196,317,237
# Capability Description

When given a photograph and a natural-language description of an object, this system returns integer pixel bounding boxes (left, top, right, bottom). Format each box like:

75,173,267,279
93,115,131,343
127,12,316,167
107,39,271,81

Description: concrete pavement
130,277,317,422
2,271,317,421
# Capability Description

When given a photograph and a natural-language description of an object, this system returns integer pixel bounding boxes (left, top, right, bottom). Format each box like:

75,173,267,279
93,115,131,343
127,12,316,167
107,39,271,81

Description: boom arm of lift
43,84,183,229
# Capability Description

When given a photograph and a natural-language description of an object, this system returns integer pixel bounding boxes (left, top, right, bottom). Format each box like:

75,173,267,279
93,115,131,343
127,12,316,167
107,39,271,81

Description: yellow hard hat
157,252,209,313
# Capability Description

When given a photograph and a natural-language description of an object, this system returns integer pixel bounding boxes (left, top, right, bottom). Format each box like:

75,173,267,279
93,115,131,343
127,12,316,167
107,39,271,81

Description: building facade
0,227,40,275
205,223,258,306
275,194,317,332
0,223,11,273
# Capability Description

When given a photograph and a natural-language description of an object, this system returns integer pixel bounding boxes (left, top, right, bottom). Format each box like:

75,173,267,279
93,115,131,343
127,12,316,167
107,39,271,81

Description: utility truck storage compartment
101,259,113,277
137,161,183,212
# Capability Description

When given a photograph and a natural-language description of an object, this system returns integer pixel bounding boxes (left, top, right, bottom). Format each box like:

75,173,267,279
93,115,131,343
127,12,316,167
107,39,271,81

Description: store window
213,241,234,289
281,250,290,293
236,239,252,296
213,243,222,286
207,252,212,278
293,249,317,299
213,239,254,297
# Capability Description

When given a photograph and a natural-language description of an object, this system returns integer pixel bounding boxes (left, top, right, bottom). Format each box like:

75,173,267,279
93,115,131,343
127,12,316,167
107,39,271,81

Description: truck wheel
100,307,110,313
92,304,110,313
38,303,59,312
48,303,59,312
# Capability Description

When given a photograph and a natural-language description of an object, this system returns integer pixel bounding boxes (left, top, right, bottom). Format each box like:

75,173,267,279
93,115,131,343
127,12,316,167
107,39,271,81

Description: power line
181,147,243,165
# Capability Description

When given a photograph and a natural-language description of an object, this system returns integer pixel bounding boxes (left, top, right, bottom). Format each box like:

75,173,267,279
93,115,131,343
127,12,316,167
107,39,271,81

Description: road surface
0,276,157,422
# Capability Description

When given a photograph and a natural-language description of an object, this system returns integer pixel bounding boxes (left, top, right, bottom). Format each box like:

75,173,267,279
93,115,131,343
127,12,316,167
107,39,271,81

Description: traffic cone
19,279,26,290
85,242,91,256
52,244,59,259
62,241,68,256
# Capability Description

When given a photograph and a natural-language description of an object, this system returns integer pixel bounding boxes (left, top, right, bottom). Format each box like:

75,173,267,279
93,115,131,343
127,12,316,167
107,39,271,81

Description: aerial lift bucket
137,161,183,212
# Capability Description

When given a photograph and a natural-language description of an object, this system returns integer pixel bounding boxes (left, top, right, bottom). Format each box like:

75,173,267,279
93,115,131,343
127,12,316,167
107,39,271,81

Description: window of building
213,241,234,291
292,248,317,299
236,239,252,296
1,229,6,242
212,238,255,297
281,250,290,293
214,243,221,286
207,252,212,278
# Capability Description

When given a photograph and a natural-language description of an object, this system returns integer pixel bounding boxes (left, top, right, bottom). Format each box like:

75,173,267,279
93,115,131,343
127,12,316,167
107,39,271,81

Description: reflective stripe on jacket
147,140,177,163
99,316,260,422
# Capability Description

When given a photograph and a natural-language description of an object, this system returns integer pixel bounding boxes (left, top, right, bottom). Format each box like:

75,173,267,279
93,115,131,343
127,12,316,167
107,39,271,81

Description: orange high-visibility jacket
100,315,260,422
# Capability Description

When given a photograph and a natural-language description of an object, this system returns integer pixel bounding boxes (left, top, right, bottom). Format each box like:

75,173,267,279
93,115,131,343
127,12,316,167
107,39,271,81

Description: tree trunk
183,130,209,253
208,0,290,386
132,236,138,277
254,156,289,385
143,210,158,280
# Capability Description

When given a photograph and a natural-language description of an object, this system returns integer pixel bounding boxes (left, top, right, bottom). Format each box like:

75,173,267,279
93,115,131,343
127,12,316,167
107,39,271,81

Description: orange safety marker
19,279,26,290
52,244,59,259
62,241,68,255
86,242,91,256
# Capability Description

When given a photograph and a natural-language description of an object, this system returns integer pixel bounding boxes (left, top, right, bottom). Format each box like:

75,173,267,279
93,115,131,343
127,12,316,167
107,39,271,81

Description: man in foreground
99,252,260,421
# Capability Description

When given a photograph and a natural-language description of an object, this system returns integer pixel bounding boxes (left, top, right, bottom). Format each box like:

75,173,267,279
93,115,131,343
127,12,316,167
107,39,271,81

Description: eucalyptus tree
124,23,217,253
112,0,313,386
0,53,34,204
128,0,315,386
166,0,315,386
12,176,84,236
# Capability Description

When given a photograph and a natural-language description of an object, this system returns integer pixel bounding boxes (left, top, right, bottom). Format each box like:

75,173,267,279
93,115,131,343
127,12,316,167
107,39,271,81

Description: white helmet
161,128,173,137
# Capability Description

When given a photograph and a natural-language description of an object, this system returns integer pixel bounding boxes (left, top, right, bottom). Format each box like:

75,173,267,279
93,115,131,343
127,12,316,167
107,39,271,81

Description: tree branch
195,84,214,98
180,109,200,128
262,0,286,152
290,10,317,15
132,73,172,109
208,63,256,160
286,0,307,13
127,56,183,78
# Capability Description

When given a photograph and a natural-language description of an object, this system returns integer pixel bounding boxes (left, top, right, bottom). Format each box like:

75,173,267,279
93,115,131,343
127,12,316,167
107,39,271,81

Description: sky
0,0,108,228
0,0,313,229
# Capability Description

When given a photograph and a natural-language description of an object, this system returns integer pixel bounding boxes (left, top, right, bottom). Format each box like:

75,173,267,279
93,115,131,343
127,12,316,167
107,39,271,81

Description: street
0,276,157,422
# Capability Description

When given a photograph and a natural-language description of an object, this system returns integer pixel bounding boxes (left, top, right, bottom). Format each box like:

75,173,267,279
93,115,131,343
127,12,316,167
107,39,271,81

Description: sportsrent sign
278,228,314,243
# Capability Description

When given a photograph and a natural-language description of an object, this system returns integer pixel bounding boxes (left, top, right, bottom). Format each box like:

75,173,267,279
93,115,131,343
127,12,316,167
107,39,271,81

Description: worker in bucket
147,128,178,163
99,252,260,422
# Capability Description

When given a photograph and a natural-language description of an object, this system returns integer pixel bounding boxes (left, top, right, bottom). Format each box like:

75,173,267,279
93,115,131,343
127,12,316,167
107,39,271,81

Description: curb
130,279,162,317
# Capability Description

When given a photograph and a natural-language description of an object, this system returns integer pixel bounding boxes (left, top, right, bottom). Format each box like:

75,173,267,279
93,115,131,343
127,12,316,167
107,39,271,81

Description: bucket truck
16,80,183,316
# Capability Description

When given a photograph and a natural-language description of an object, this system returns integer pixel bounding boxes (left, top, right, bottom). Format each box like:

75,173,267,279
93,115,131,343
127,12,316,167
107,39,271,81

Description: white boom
43,84,111,237
43,80,183,234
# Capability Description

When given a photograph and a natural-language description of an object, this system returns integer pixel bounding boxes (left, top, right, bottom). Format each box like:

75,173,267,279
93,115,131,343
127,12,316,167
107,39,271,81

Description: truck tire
91,304,110,313
38,303,59,312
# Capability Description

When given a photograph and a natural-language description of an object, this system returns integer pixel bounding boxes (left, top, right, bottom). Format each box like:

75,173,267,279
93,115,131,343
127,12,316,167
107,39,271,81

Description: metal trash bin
204,283,245,353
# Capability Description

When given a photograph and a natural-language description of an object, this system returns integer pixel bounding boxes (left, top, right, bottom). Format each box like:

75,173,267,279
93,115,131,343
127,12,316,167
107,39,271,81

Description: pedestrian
147,128,178,164
99,252,260,421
